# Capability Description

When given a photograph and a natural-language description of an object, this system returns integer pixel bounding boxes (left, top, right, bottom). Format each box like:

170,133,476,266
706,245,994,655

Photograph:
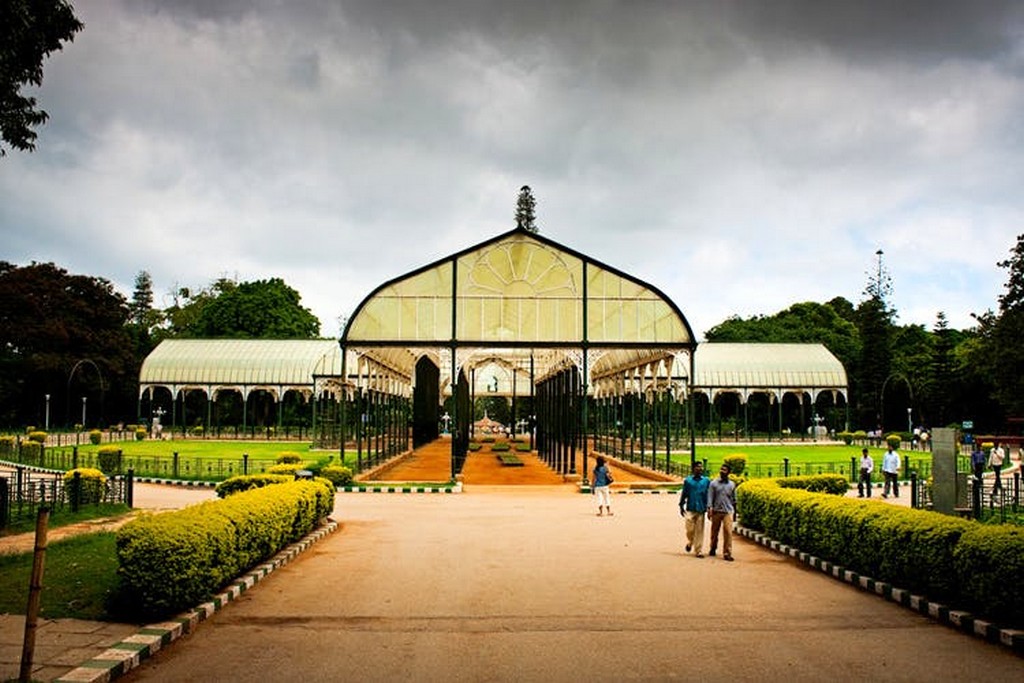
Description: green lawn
0,532,123,621
0,503,131,536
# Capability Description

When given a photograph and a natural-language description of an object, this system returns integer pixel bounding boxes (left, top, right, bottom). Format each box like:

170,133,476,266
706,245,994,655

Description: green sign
962,420,973,429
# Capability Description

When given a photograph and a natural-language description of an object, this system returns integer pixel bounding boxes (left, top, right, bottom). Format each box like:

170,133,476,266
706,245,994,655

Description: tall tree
974,234,1024,417
0,262,134,426
0,0,83,155
515,185,538,233
922,312,957,428
853,250,895,430
165,277,321,339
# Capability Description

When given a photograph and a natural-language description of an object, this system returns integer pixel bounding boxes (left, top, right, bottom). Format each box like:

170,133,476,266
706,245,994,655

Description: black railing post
784,457,790,478
851,457,856,483
126,468,134,508
243,453,249,475
910,472,918,508
0,477,7,530
70,471,82,512
173,451,180,478
972,476,982,519
72,445,78,470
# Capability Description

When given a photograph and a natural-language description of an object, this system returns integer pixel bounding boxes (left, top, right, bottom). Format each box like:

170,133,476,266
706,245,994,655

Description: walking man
990,442,1006,493
707,464,737,561
679,461,710,558
857,448,874,497
882,442,901,498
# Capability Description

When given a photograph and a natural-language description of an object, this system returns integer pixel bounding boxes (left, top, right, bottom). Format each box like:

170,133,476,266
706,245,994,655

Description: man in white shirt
858,448,874,497
882,443,901,498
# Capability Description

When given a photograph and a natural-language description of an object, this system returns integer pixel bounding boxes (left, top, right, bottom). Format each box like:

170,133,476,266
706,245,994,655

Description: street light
906,407,912,434
45,394,50,431
81,396,87,428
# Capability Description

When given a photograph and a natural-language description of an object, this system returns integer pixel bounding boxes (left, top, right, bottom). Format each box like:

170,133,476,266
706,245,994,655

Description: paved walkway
112,490,1019,683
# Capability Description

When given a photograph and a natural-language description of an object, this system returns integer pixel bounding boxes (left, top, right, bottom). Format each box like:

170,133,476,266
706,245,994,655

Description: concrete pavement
115,489,1020,683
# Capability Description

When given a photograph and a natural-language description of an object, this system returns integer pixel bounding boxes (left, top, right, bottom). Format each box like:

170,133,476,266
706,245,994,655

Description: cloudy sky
4,0,1023,339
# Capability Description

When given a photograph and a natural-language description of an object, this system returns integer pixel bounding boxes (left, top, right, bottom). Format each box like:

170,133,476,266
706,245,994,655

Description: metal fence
966,472,1022,524
0,466,133,531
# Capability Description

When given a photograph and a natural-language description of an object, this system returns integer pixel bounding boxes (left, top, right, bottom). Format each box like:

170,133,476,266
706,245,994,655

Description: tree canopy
0,0,83,155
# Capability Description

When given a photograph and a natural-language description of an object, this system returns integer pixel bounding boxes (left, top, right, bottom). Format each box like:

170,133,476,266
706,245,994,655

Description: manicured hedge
116,479,335,618
214,473,294,497
738,478,1023,627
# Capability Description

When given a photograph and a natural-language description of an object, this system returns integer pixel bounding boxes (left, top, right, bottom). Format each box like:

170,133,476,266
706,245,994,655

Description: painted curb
54,520,339,682
736,526,1024,656
338,483,463,494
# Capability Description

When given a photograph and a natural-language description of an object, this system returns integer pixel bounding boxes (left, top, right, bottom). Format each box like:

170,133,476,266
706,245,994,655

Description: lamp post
44,395,50,431
906,407,912,434
441,412,450,435
81,396,87,428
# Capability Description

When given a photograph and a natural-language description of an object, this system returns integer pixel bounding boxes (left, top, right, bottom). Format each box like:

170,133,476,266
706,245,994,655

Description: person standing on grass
881,442,901,498
858,448,874,497
678,461,710,558
707,464,737,561
593,455,614,516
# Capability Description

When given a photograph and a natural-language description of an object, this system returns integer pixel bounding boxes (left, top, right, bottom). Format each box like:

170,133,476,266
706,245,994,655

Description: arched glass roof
343,227,695,383
138,339,343,394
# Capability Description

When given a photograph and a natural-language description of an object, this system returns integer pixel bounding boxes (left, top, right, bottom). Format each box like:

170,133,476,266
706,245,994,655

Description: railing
966,472,1022,524
17,447,280,482
0,466,133,531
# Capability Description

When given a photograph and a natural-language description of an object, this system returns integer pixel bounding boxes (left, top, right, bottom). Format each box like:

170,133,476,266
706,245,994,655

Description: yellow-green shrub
318,465,353,486
276,452,303,464
722,454,748,476
27,430,47,443
885,433,901,449
267,463,303,476
89,429,102,445
737,478,1021,628
20,441,42,464
97,445,122,474
135,428,147,441
116,479,334,618
215,474,294,498
63,467,107,505
0,435,14,457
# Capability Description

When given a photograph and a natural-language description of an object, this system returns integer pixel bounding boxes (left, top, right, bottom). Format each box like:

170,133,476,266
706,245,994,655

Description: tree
0,262,134,426
515,185,538,233
853,251,896,429
0,0,83,156
972,234,1024,417
165,277,321,339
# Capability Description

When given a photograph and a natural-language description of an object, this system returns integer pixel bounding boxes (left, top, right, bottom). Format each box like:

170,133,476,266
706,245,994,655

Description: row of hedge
737,478,1024,627
116,478,335,618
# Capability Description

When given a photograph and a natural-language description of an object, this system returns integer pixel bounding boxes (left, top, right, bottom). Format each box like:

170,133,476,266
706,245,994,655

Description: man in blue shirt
881,443,901,498
678,461,710,558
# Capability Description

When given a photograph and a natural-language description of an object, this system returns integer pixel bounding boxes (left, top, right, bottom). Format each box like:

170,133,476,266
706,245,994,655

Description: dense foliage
0,0,83,155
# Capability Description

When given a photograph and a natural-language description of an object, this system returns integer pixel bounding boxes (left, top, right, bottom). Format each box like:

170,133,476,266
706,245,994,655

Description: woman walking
593,456,614,516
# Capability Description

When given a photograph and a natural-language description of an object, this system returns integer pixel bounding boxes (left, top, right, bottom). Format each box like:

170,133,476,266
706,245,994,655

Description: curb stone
54,520,339,682
736,525,1024,656
338,483,462,494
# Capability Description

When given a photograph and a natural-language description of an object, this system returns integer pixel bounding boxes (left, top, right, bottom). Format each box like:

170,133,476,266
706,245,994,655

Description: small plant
276,452,303,464
722,454,747,476
97,446,122,474
64,467,107,505
267,463,304,476
89,429,102,445
491,442,511,452
135,427,147,441
28,430,47,443
885,433,902,449
191,425,204,437
319,465,353,486
837,431,853,445
514,442,531,452
467,443,483,451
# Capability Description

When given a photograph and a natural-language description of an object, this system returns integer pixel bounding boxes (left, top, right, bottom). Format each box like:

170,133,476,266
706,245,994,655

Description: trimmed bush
0,435,14,457
467,443,482,451
722,454,747,476
775,474,848,495
215,474,294,498
276,452,303,464
267,463,304,476
737,478,1022,628
885,433,901,449
319,465,353,486
63,467,107,505
135,428,147,441
20,440,42,464
89,429,102,445
191,425,204,437
853,430,867,442
116,479,334,618
514,442,531,452
97,446,122,474
837,431,853,445
27,430,47,443
491,442,511,452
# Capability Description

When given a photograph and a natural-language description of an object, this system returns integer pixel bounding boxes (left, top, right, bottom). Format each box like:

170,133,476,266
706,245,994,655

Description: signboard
962,420,973,430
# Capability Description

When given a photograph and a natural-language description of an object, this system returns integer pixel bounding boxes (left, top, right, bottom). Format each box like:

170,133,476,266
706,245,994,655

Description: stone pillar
930,428,964,515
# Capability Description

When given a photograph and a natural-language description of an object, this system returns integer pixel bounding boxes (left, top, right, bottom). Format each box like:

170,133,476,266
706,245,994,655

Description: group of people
970,441,1009,493
591,457,739,560
857,443,903,498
